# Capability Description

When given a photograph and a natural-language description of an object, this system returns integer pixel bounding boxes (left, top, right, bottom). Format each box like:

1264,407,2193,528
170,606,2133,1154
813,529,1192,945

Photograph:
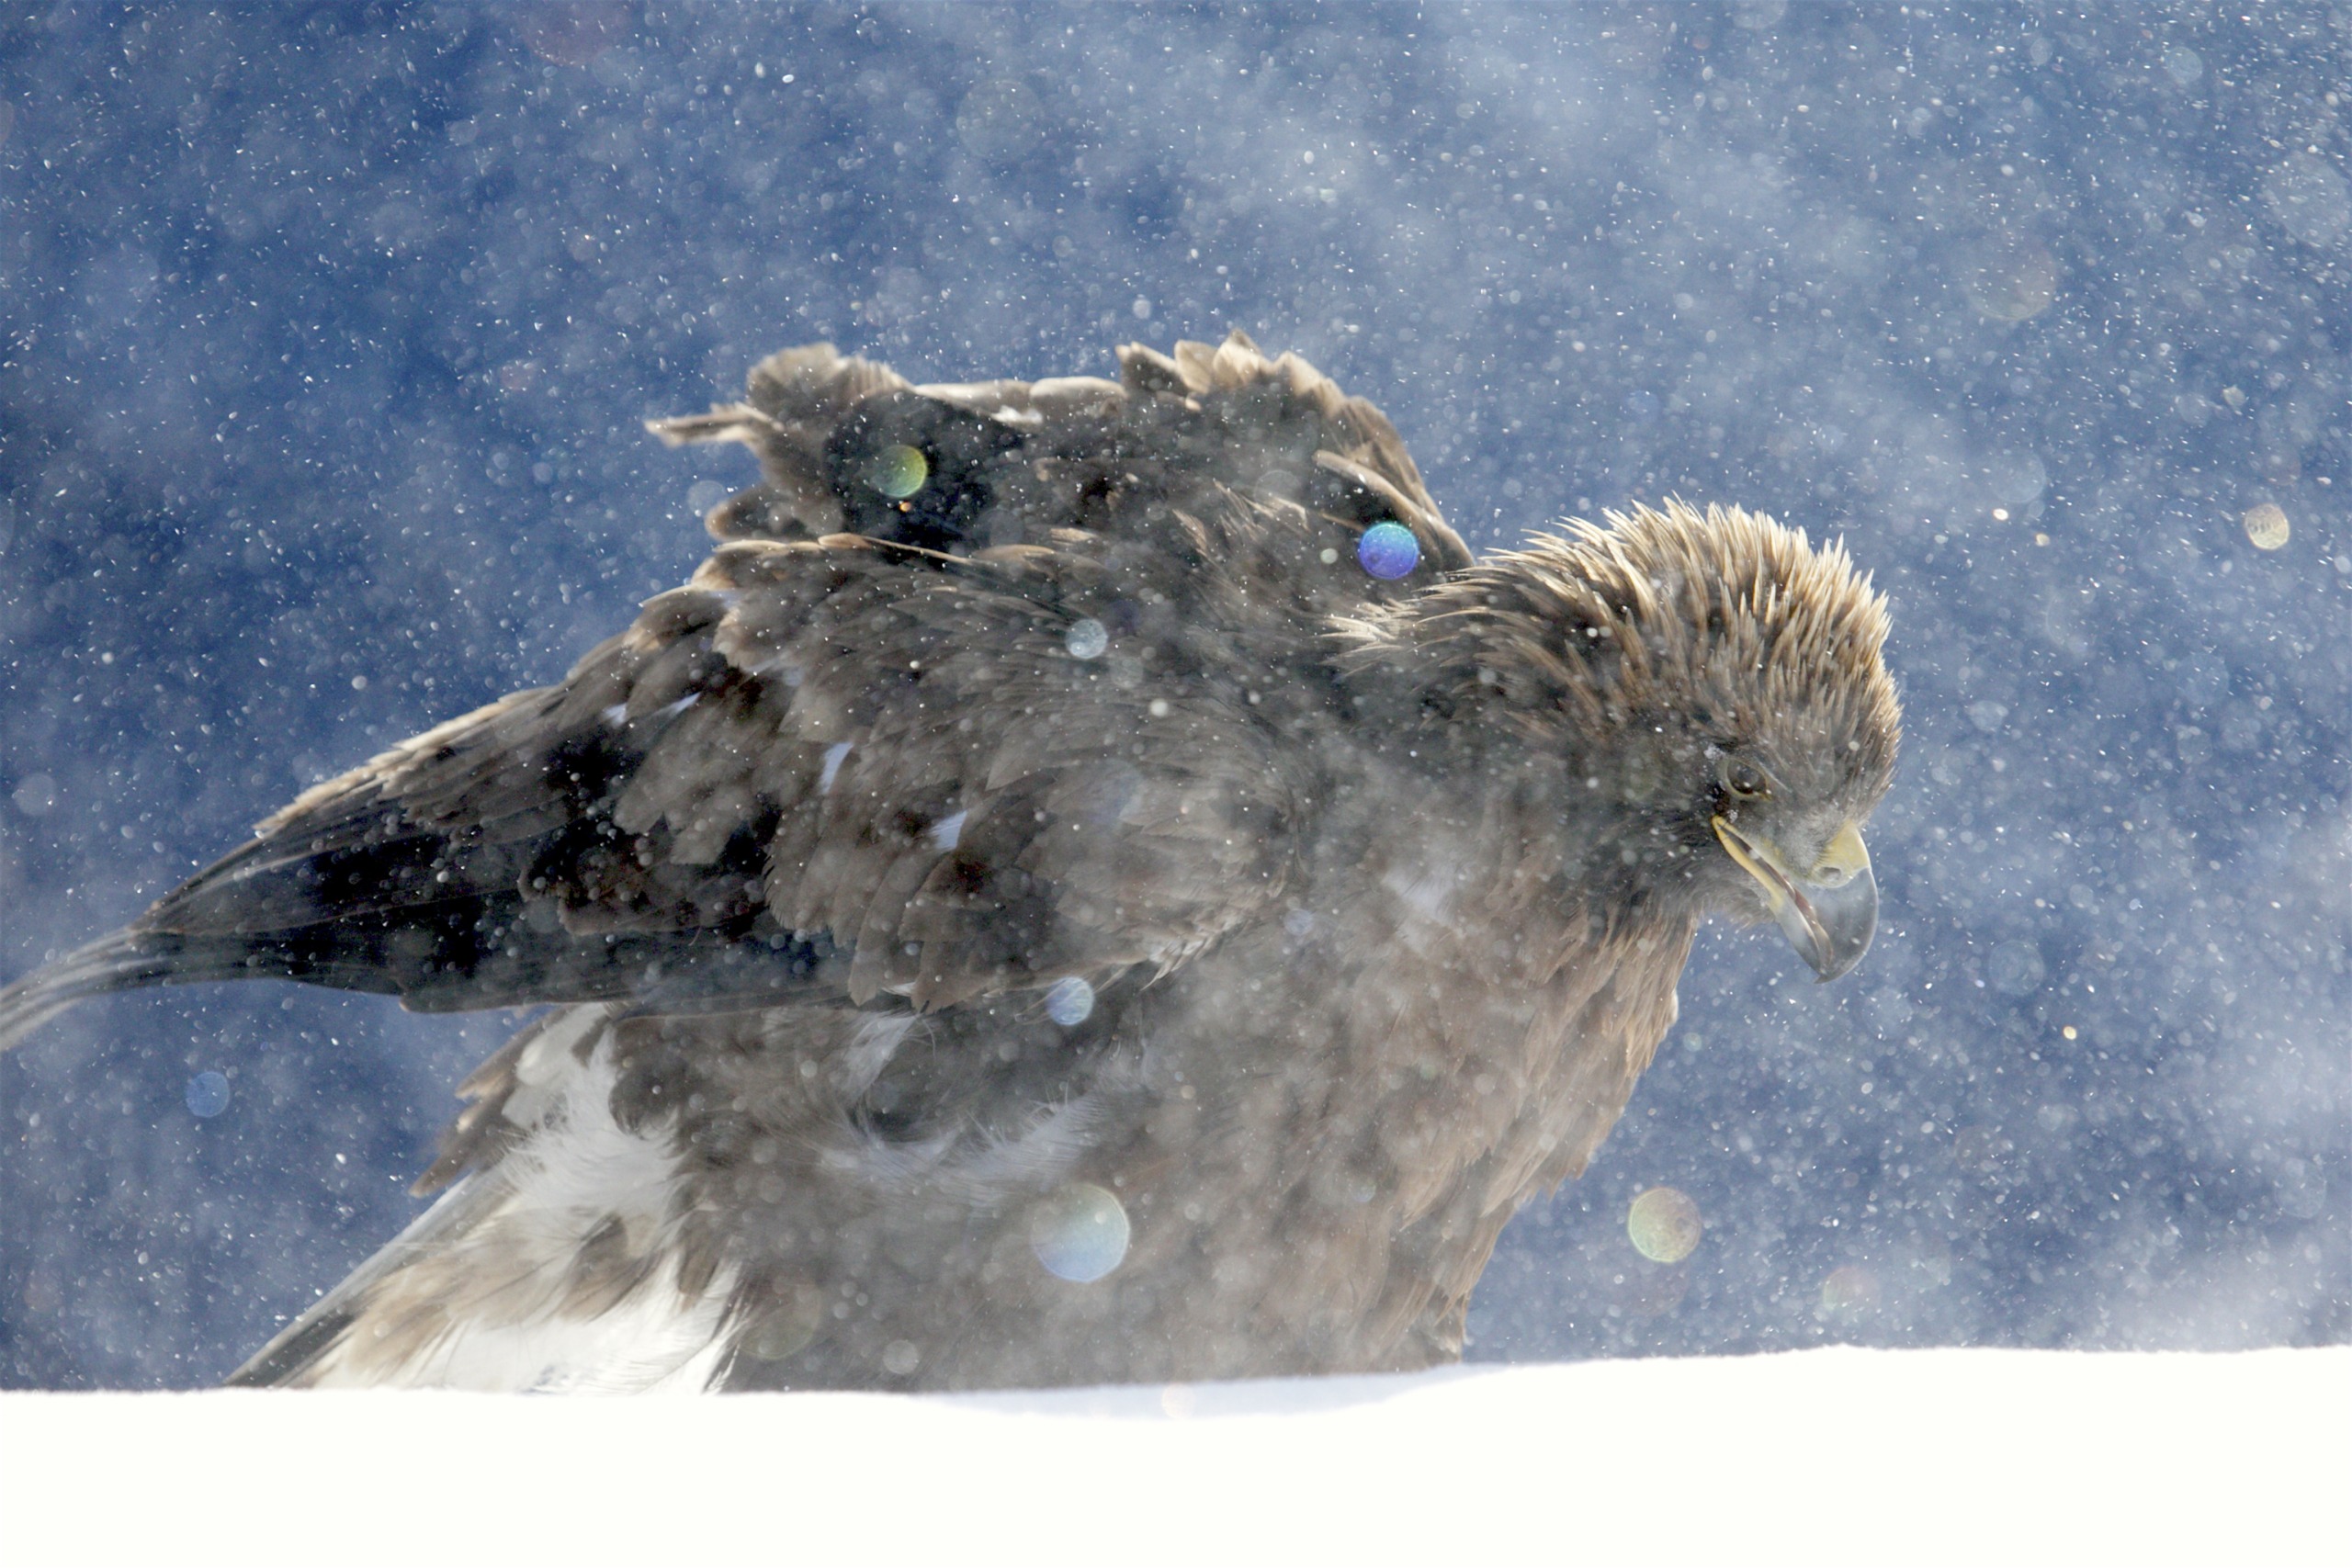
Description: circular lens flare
1029,1182,1130,1282
1962,233,2059,321
1357,522,1420,580
1626,1185,1702,1263
2242,503,2290,551
1045,976,1095,1027
1819,1264,1882,1316
185,1071,231,1119
867,444,929,500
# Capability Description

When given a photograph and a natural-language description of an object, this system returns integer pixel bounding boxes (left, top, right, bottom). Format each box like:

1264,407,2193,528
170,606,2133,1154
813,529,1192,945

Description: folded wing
0,332,1453,1048
1,528,1329,1050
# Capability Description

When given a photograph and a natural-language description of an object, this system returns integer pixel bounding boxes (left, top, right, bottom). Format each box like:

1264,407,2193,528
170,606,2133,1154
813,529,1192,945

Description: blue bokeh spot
185,1071,231,1119
1357,522,1420,581
1044,976,1096,1027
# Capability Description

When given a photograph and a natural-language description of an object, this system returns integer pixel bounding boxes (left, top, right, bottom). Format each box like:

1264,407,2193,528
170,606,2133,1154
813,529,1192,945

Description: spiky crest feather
1338,498,1898,798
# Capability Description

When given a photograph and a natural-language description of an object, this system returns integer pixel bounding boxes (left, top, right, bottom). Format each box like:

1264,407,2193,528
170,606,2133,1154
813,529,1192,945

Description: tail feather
0,927,417,1054
226,1174,503,1388
0,931,183,1054
227,1004,734,1392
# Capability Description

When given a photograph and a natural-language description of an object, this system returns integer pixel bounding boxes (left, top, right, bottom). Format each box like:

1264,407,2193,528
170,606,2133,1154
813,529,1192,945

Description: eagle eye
1722,757,1773,801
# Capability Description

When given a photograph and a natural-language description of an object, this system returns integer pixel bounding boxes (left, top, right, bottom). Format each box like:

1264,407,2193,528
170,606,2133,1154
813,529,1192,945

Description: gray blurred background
1,2,2345,1386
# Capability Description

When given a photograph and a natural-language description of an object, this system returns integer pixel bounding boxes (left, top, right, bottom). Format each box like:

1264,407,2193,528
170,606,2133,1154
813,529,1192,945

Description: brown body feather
0,333,1897,1391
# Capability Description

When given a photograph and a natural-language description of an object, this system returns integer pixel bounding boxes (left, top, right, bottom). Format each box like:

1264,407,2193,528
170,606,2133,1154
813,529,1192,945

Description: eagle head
1353,498,1902,981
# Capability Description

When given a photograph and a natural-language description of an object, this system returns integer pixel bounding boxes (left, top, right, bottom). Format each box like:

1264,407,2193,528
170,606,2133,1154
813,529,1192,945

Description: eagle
0,332,1899,1392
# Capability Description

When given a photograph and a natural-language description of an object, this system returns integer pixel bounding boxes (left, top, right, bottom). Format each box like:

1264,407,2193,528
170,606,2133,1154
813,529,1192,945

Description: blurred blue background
1,2,2345,1386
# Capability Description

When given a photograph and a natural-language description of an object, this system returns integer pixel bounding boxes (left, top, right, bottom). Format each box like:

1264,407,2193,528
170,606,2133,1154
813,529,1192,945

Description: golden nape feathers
1340,497,1898,795
0,331,1897,1392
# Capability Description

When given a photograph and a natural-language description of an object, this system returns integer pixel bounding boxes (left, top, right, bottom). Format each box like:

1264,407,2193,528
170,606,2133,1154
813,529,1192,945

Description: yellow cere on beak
1712,816,1879,982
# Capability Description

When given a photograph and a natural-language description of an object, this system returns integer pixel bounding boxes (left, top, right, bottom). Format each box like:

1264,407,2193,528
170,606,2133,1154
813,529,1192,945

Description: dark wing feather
676,531,1313,1010
0,332,1445,1047
0,525,1313,1040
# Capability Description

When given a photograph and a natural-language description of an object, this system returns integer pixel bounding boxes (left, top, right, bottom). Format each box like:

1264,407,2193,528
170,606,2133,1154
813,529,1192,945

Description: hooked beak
1712,817,1878,983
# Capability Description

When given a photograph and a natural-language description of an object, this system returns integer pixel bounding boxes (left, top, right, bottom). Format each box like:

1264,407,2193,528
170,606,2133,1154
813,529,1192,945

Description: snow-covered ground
4,1348,2345,1567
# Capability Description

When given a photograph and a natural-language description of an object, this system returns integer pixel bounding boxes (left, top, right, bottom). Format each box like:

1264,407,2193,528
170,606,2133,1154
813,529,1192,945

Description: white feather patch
303,1010,734,1393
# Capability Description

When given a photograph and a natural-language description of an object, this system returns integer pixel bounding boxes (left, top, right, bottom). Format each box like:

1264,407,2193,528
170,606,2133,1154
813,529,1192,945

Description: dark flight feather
0,332,1898,1392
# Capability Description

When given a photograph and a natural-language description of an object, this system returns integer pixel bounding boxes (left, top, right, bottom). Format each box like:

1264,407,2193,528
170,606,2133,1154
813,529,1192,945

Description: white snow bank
2,1348,2344,1567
